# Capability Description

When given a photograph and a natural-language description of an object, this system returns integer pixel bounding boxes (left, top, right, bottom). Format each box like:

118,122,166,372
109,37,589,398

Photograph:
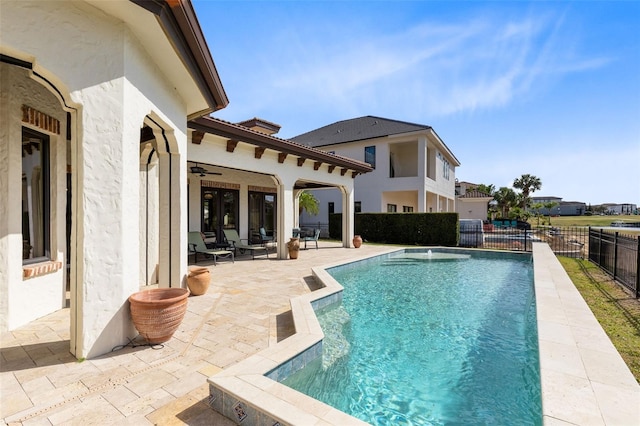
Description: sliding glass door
201,188,239,244
248,192,276,243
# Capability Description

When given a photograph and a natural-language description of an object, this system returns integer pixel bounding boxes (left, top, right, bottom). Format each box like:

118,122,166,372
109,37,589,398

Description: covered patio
185,116,372,261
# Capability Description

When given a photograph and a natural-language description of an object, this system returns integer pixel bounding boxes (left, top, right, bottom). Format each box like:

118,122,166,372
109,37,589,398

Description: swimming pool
282,249,542,424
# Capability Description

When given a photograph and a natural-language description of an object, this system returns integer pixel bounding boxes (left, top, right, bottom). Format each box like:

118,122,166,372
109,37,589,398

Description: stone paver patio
1,242,639,425
1,242,390,425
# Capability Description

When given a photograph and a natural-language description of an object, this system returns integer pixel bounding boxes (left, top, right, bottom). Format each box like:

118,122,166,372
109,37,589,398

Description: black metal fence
460,224,589,259
588,228,640,298
460,223,640,298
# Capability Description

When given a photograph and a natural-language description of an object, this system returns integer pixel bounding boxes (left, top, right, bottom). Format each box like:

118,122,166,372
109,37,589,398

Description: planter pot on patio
287,237,300,259
129,287,189,344
187,267,210,296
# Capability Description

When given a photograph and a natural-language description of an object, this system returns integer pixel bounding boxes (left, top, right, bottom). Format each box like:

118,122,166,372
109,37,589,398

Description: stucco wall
456,199,490,220
0,63,67,332
2,0,190,358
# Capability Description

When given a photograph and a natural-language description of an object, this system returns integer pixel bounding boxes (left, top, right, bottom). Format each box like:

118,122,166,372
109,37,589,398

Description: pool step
320,305,351,370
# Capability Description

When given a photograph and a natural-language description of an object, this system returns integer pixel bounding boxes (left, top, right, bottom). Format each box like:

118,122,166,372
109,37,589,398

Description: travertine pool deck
1,242,638,425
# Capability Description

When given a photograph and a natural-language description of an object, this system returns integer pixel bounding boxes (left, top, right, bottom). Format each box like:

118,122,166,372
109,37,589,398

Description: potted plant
287,237,300,259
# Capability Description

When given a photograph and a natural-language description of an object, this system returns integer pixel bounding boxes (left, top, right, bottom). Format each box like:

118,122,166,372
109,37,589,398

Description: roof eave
131,0,229,114
189,116,373,174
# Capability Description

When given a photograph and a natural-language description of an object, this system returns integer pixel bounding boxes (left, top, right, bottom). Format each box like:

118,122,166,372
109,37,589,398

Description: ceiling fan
189,162,221,177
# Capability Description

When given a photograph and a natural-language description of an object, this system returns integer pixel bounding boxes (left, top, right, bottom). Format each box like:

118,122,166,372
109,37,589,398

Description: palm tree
513,174,542,209
543,201,559,225
531,202,544,225
493,187,517,218
298,190,319,216
476,183,496,196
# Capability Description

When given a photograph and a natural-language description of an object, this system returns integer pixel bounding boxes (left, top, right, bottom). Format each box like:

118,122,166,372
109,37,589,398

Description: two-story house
291,116,460,227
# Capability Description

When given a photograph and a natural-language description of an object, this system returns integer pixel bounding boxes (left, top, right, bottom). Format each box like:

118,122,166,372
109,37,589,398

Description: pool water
282,250,542,425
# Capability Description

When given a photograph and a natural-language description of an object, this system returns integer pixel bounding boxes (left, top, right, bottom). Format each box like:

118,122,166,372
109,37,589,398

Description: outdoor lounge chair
188,232,234,265
259,227,275,246
302,228,321,250
223,229,270,259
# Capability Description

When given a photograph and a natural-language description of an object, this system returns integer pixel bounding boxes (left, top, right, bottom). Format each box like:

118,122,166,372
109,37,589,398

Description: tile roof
290,115,432,147
188,116,373,174
458,190,493,199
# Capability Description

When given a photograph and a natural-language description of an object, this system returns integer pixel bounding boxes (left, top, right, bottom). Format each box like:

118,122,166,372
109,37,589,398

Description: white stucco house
291,116,460,228
454,181,493,220
1,0,370,359
456,190,494,220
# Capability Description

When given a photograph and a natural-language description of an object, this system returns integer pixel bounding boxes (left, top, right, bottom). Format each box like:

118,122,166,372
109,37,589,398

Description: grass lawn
558,256,640,383
529,214,639,228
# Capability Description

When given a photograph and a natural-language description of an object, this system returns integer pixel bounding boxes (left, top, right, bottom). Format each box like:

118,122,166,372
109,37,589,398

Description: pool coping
207,244,640,425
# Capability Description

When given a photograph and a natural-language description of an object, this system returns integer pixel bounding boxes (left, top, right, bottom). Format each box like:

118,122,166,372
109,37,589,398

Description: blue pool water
282,250,542,425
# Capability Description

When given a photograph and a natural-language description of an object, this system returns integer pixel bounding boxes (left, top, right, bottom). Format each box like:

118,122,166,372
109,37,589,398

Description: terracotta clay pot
287,237,300,259
129,288,189,344
187,267,210,296
353,235,363,248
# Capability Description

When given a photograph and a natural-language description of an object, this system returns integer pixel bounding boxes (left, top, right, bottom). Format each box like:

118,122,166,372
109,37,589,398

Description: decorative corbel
314,161,322,171
255,147,266,159
278,153,288,163
327,165,336,173
297,158,306,167
191,131,204,145
226,139,239,152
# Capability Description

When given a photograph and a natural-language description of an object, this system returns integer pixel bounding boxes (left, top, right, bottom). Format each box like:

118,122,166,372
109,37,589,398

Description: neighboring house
603,203,637,215
454,180,493,220
531,196,586,216
1,0,370,359
291,116,460,226
456,190,494,220
455,180,480,196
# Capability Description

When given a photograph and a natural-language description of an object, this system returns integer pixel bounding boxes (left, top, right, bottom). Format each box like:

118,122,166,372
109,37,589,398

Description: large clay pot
287,237,300,259
353,235,363,248
129,288,189,344
187,267,210,296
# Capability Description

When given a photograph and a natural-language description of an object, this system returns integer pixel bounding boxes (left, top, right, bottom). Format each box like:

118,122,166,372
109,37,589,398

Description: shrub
329,213,458,246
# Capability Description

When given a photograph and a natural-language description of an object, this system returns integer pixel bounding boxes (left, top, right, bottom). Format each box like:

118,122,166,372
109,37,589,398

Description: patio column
150,123,186,289
417,136,427,212
72,78,141,358
341,185,355,247
276,176,297,259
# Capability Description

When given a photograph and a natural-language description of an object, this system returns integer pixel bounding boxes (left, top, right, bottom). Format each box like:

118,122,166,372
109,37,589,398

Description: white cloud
240,9,611,120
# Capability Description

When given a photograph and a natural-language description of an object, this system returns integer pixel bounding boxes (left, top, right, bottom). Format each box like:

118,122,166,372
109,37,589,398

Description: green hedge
329,213,459,246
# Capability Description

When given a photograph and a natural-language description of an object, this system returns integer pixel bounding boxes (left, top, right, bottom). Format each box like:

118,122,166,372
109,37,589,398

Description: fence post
613,232,618,281
636,236,640,298
598,228,603,266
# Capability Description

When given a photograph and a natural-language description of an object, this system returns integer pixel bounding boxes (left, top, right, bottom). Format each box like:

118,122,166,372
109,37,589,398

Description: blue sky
193,0,640,205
